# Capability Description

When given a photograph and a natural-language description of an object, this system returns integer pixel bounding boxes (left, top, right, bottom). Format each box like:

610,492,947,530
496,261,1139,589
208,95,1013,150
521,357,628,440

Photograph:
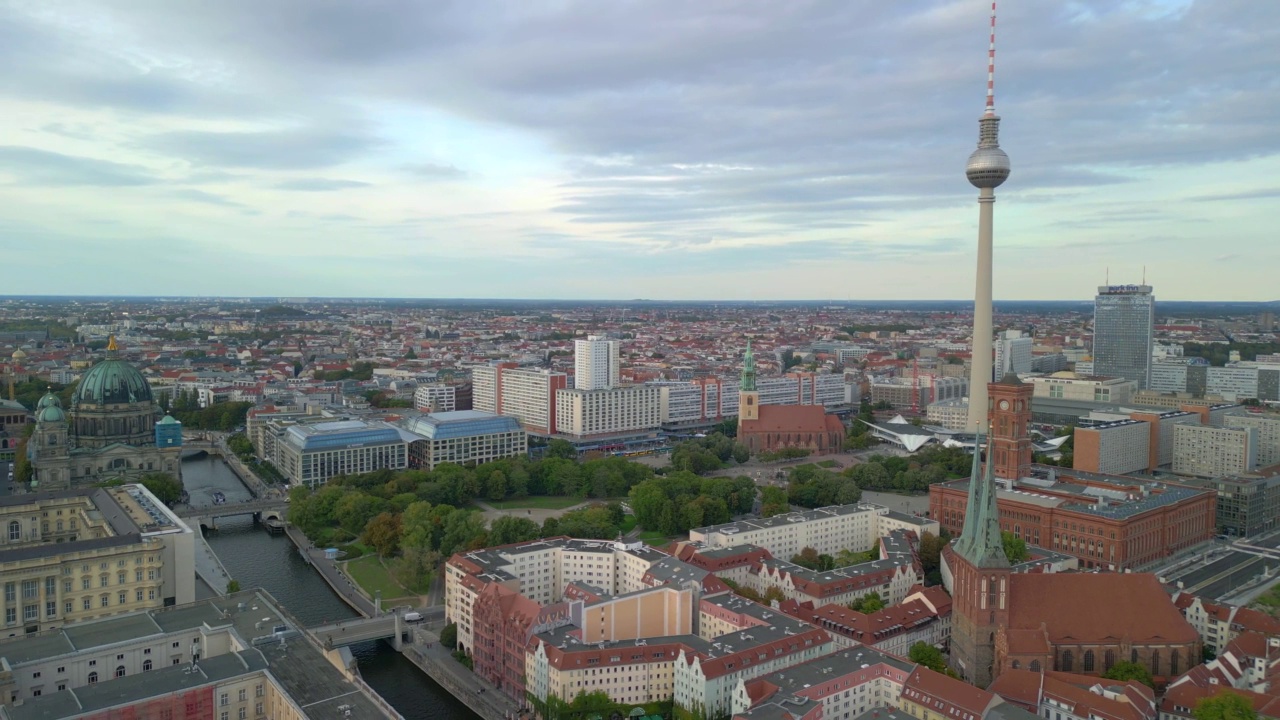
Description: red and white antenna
985,1,998,116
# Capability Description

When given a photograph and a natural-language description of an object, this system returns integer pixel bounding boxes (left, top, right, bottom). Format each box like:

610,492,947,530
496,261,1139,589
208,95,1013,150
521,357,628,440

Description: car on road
403,611,423,623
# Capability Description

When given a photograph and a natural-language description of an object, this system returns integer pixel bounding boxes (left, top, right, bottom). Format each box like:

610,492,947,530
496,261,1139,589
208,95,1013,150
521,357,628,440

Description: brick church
736,341,844,456
945,374,1200,687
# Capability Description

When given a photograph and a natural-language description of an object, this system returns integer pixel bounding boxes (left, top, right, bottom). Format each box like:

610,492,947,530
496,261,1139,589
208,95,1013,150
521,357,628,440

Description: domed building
30,337,182,490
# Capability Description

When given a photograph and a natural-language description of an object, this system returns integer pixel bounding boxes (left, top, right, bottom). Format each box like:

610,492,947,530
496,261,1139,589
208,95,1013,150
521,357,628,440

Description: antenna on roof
984,1,998,116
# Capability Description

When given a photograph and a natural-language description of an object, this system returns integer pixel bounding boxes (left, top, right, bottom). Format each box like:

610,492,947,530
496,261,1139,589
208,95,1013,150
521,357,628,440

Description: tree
440,622,458,650
909,642,947,673
761,486,790,518
226,579,242,593
546,439,577,459
391,545,440,593
1194,691,1257,720
362,512,402,557
399,501,436,550
1101,660,1155,688
488,516,541,546
852,592,884,614
1001,531,1029,563
138,472,183,505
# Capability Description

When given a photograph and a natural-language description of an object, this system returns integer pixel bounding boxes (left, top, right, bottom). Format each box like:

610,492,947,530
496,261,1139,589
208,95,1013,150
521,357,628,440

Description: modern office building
412,383,456,413
1092,284,1155,389
272,420,414,487
471,363,569,435
1128,409,1202,469
1,485,195,636
993,330,1032,382
926,398,970,431
401,410,526,470
573,335,620,391
871,377,968,411
0,589,393,719
1029,372,1135,404
554,385,663,439
1173,473,1280,538
1172,424,1258,478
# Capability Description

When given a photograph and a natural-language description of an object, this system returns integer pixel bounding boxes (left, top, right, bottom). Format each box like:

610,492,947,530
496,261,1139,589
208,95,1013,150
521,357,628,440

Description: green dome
38,404,66,423
158,415,180,425
37,391,62,410
73,358,154,406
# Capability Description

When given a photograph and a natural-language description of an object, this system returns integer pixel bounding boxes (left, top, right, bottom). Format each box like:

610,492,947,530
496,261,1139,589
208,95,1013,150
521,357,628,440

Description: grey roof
0,534,144,565
940,465,1210,520
693,503,886,539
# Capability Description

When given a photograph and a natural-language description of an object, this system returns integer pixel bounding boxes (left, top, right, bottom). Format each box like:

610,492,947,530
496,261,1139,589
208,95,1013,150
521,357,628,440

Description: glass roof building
1093,284,1155,389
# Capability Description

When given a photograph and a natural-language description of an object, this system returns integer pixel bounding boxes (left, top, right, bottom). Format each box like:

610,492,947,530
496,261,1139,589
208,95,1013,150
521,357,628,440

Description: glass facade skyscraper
1093,284,1154,389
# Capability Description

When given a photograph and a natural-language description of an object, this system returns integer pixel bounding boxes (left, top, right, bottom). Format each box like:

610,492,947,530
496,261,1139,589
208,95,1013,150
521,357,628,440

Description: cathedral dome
73,357,154,406
37,391,62,410
38,404,66,423
11,348,26,360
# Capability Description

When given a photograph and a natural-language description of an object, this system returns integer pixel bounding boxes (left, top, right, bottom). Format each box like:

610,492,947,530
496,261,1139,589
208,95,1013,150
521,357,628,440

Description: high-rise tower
965,1,1012,430
574,335,620,390
1093,284,1155,389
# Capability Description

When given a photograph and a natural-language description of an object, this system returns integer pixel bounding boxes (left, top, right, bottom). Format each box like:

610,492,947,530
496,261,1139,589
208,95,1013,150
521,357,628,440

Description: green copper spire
740,339,757,392
953,428,986,559
971,431,1011,568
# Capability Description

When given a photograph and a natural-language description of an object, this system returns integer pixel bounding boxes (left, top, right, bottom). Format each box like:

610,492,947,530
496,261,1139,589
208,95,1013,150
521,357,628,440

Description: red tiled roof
1008,573,1199,645
739,404,844,434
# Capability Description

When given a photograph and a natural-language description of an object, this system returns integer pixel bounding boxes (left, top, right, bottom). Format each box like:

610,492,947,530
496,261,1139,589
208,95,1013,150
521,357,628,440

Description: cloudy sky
1,0,1277,301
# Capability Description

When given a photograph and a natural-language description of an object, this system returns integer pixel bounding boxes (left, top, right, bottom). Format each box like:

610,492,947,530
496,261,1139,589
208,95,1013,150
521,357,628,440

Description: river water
181,456,480,720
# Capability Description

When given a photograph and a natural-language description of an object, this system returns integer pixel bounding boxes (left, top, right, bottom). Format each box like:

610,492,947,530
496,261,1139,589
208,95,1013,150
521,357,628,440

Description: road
405,626,523,720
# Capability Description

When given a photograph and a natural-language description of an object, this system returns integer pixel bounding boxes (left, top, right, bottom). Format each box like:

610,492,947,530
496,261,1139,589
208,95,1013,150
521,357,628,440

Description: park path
472,498,596,526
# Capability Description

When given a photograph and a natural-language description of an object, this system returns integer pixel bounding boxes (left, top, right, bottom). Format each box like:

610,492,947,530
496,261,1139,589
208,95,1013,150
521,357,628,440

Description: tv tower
965,1,1011,430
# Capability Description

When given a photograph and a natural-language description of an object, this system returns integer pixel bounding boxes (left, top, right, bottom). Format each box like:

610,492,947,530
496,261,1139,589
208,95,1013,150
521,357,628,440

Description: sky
1,0,1277,302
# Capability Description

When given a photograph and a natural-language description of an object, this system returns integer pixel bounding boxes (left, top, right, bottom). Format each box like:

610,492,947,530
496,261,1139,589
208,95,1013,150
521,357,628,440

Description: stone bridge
309,607,443,649
177,498,289,529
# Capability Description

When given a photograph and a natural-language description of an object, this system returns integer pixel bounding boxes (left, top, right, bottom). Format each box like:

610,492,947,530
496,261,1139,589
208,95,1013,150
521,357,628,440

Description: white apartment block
526,634,681,709
927,398,970,431
688,504,938,561
445,539,669,653
555,385,663,438
1207,366,1260,401
1225,414,1280,468
994,330,1033,381
412,383,456,412
470,364,569,434
1172,424,1258,478
574,336,621,391
1151,362,1190,394
1076,420,1151,475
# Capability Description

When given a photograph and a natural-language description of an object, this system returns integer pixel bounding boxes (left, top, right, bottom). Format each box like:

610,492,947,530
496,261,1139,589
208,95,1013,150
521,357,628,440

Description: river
181,455,480,720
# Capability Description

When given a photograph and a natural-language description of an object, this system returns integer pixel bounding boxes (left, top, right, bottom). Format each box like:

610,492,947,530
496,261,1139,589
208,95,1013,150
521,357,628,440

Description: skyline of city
2,1,1278,300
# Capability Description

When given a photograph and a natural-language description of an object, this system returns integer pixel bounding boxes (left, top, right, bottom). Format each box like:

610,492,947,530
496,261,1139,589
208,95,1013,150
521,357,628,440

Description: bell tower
988,372,1032,480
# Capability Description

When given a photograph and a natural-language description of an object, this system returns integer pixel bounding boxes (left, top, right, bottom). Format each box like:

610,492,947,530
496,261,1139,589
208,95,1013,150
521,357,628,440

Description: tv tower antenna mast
965,0,1011,430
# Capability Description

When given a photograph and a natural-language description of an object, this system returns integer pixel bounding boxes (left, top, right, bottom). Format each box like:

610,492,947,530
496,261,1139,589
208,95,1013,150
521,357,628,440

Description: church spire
106,334,119,359
953,427,986,558
740,339,756,392
972,429,1011,568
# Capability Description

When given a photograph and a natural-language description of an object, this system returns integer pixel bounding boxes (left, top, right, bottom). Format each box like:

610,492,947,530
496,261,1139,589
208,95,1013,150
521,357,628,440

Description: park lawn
816,460,839,468
620,515,639,534
344,555,415,602
638,529,677,547
793,463,817,472
486,496,585,510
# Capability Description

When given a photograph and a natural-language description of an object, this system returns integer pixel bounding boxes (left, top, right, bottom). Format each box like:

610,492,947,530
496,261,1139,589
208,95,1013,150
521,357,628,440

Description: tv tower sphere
966,125,1010,188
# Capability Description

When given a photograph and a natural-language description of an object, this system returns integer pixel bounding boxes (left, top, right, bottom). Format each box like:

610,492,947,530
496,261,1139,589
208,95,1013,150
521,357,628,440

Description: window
1171,650,1181,676
136,590,143,602
255,685,263,698
88,672,98,684
8,521,19,540
82,577,91,590
1061,650,1074,672
1105,650,1115,671
3,583,12,602
101,595,109,608
221,693,229,707
4,608,13,624
115,666,126,679
1083,650,1095,672
239,709,246,720
118,572,126,585
143,659,153,671
239,689,247,702
45,601,56,617
1151,650,1161,676
118,592,126,605
24,605,38,621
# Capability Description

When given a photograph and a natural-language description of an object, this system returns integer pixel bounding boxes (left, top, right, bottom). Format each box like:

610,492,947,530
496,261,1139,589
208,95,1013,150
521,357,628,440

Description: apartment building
1,485,195,635
445,538,670,654
1172,424,1257,478
1073,420,1151,475
781,584,952,658
660,374,848,426
0,589,391,719
989,669,1157,720
1128,410,1201,469
679,595,835,718
927,398,970,431
555,385,663,438
994,330,1033,381
731,645,915,720
471,363,569,435
689,504,939,561
574,335,620,391
1172,592,1280,655
412,383,457,412
742,531,923,609
577,585,694,644
526,628,687,710
1225,414,1280,467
